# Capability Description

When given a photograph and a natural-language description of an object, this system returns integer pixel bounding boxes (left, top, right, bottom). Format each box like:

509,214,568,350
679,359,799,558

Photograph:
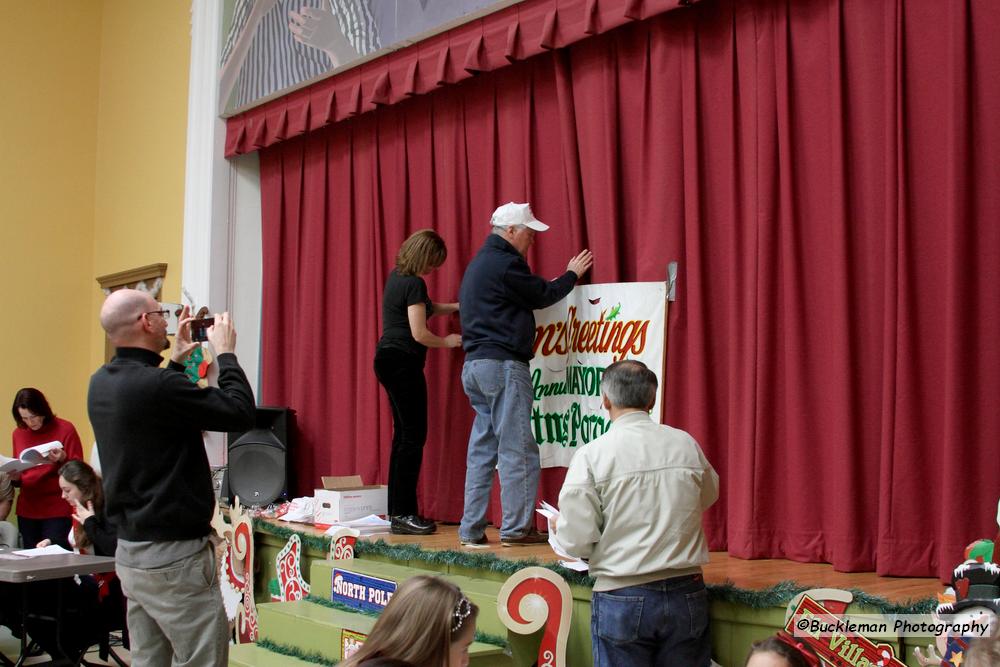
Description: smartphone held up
190,317,215,342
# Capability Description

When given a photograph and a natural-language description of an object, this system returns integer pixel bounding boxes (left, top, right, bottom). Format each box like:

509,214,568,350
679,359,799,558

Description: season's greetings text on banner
531,282,667,468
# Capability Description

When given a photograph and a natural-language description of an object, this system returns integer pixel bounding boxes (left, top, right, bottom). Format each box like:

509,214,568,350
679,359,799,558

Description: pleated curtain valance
224,0,698,157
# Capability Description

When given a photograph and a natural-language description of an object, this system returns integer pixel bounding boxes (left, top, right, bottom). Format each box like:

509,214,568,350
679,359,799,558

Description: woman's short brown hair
396,230,447,276
12,388,55,429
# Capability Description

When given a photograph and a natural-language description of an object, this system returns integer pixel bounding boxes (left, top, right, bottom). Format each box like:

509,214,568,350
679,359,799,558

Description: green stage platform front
247,519,940,667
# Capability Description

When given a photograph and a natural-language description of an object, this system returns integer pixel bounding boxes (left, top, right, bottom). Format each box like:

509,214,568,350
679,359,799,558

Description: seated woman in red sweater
9,387,83,549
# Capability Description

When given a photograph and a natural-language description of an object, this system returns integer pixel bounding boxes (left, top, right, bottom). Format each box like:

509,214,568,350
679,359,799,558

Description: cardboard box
315,475,388,524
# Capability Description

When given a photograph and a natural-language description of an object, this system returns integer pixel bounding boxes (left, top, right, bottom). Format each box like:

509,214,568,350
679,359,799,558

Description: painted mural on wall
219,0,506,114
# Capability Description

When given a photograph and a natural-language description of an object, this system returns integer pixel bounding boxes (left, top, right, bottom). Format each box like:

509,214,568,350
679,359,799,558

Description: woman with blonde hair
340,576,478,667
374,230,461,535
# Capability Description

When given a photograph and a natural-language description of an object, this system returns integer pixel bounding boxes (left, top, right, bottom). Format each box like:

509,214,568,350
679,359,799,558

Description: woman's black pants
374,348,428,517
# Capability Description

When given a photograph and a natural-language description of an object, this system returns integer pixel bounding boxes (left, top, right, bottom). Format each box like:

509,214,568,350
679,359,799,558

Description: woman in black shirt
375,230,461,535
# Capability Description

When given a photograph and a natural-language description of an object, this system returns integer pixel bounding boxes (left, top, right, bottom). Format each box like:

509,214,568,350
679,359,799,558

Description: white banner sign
531,282,667,468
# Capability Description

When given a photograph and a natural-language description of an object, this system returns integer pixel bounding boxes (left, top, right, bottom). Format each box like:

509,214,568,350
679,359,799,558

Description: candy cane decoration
327,527,360,560
497,567,572,667
212,498,260,644
276,534,310,601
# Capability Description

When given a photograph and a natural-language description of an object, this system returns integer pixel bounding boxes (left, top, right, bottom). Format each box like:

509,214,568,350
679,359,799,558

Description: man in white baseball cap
489,202,550,231
457,202,593,547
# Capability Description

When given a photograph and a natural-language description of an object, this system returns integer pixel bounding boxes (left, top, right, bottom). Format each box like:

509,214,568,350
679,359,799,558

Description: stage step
256,599,511,665
228,641,318,666
311,558,511,637
257,599,374,661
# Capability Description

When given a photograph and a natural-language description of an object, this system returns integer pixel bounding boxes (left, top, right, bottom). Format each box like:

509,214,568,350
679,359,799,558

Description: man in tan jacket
554,359,719,667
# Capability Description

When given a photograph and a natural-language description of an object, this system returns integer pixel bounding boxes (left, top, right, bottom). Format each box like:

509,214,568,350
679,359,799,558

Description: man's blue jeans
459,359,540,541
591,574,711,667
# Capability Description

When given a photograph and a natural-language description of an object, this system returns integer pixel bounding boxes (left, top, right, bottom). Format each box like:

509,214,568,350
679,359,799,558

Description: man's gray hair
602,360,657,409
491,224,525,236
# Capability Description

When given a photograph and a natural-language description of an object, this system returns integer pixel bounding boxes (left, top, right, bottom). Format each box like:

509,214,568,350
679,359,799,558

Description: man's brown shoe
460,534,489,548
501,528,548,546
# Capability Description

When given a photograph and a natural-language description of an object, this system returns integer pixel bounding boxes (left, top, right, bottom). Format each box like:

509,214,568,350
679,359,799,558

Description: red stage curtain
258,0,1000,579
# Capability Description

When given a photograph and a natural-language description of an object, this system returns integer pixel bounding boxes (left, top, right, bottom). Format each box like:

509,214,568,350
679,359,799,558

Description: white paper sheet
535,501,588,571
323,514,390,535
14,544,73,557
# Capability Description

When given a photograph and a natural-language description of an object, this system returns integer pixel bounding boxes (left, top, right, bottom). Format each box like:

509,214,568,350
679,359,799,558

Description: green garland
304,594,509,649
254,519,937,615
471,630,510,649
256,637,337,665
252,519,595,586
355,538,597,587
255,518,333,553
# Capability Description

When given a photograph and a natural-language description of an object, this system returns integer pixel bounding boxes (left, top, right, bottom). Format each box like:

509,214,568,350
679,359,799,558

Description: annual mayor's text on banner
531,282,667,468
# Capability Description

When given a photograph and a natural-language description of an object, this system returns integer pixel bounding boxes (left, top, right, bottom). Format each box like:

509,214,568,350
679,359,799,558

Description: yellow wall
0,1,191,457
91,0,192,378
0,2,102,456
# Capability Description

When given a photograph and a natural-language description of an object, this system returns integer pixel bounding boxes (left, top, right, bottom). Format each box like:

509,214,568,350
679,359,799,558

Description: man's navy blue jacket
459,233,578,363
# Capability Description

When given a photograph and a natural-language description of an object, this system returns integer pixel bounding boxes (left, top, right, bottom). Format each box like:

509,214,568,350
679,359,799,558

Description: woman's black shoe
390,515,437,535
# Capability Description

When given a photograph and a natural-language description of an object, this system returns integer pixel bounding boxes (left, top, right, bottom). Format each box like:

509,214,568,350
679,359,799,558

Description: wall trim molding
96,263,168,295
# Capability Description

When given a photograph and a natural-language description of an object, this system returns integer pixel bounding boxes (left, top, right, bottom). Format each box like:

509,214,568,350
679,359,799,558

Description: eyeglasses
138,309,170,321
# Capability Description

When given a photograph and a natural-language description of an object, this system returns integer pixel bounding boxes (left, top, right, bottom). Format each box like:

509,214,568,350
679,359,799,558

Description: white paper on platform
323,514,389,530
323,514,390,535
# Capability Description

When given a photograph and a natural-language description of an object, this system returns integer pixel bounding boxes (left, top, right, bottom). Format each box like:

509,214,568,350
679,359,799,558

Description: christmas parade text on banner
531,282,667,468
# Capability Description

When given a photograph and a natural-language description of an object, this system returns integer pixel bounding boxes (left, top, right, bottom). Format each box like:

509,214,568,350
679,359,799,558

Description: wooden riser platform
274,521,941,603
245,519,941,667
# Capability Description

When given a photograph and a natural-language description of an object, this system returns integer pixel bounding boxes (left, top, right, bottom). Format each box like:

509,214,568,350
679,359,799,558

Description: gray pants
116,544,229,667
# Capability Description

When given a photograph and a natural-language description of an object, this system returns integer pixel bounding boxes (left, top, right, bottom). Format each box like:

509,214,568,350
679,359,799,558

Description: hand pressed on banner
567,250,594,278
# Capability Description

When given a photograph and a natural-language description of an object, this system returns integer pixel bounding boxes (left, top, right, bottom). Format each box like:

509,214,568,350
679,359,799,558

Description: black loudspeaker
226,406,293,506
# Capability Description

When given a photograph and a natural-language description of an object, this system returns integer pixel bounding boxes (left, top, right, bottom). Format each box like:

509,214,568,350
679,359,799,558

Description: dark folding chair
77,577,128,667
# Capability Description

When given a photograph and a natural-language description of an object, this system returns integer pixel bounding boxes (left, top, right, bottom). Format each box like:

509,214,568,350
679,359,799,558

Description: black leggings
17,516,72,550
374,348,428,517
